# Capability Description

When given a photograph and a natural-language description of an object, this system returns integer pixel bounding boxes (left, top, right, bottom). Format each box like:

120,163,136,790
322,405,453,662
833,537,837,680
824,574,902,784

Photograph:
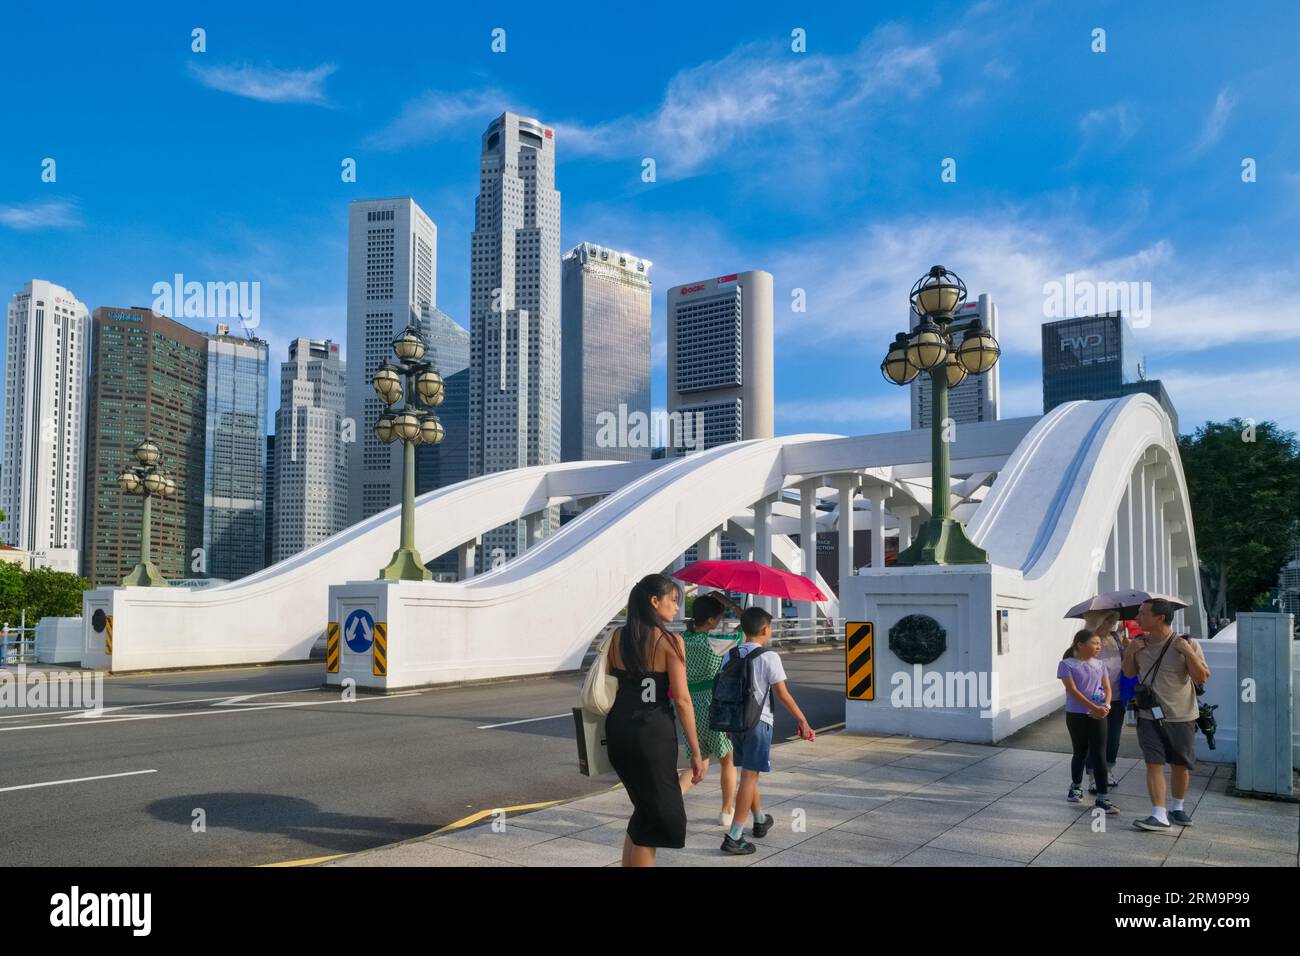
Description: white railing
1,622,37,665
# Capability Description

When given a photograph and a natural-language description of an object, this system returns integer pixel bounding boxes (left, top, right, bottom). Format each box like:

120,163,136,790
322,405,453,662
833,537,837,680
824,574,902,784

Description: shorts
1136,718,1196,768
731,720,773,773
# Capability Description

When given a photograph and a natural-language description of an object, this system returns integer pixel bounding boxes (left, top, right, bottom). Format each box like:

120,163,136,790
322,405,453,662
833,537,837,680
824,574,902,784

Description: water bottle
1089,688,1105,715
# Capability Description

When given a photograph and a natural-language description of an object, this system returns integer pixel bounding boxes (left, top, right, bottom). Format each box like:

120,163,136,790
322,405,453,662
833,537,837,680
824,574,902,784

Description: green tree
0,563,90,626
1178,419,1300,619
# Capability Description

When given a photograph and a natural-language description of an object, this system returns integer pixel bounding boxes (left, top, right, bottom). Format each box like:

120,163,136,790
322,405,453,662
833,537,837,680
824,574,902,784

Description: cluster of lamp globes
372,325,447,446
881,266,1002,387
116,440,176,497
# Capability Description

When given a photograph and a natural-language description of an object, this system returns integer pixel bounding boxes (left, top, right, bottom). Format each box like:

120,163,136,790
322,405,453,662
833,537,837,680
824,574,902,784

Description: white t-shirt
724,642,788,726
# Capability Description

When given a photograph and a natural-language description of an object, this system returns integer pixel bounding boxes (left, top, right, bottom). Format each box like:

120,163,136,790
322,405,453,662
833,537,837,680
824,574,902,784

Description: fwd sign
1061,333,1103,350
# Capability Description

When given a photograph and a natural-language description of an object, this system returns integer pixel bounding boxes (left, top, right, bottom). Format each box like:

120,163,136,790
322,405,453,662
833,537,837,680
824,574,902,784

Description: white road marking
477,713,571,730
0,690,424,733
0,769,157,794
59,686,320,719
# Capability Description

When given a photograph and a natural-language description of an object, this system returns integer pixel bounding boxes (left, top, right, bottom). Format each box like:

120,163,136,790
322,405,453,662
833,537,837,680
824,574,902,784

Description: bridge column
753,493,777,615
861,482,889,569
1146,462,1167,594
890,500,918,552
1116,480,1133,589
1134,458,1153,591
831,475,860,602
798,480,820,632
457,537,479,580
697,527,722,562
1100,524,1119,593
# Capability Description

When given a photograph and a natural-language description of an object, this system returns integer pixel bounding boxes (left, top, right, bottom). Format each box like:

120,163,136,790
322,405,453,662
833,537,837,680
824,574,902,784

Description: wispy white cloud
554,27,942,180
188,62,337,105
1074,102,1141,163
778,394,909,428
366,89,524,149
1191,87,1237,154
0,199,82,230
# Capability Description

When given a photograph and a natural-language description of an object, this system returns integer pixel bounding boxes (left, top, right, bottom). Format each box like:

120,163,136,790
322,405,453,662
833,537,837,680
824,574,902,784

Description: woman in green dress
677,591,745,826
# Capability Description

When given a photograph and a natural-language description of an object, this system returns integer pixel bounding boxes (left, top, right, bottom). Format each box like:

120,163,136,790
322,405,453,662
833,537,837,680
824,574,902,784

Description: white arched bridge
79,394,1204,741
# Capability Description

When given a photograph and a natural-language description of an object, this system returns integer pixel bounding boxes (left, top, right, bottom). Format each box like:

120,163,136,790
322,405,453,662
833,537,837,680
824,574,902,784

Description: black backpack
709,645,771,733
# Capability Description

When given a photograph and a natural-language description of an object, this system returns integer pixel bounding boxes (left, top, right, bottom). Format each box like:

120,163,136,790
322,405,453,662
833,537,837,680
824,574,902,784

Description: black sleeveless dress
605,663,687,849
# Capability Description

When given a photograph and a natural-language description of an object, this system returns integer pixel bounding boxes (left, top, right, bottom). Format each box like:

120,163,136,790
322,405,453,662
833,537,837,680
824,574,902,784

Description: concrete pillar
833,475,859,603
862,483,888,569
753,494,775,615
697,527,722,562
1134,467,1149,592
525,512,543,548
890,501,919,552
1116,479,1133,588
799,480,819,632
457,538,478,580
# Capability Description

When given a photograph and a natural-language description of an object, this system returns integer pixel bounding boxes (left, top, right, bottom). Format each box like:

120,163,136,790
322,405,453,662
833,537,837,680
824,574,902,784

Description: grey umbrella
1064,589,1188,621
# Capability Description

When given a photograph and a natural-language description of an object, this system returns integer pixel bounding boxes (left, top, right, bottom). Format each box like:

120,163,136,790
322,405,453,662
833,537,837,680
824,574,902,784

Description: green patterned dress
681,628,744,759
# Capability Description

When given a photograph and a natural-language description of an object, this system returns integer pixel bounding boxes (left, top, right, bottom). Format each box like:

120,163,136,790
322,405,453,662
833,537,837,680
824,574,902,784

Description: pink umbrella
672,560,827,601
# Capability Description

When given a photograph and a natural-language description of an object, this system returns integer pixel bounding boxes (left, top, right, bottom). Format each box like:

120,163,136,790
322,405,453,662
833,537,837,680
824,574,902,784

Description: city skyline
3,4,1295,443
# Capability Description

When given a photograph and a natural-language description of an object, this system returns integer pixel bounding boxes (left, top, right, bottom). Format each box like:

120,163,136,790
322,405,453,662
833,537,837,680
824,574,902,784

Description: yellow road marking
432,799,565,835
258,853,349,868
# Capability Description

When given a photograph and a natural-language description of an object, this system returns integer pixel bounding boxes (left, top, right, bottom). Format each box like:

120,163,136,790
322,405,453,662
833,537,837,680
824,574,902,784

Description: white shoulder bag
579,629,619,716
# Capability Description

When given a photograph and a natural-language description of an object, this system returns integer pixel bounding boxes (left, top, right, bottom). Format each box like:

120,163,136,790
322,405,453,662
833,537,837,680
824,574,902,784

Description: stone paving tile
434,821,561,857
852,764,949,789
329,840,522,866
563,789,634,816
786,828,916,866
833,809,952,847
772,795,888,830
750,847,862,867
1030,839,1172,867
517,836,625,867
508,806,625,837
655,830,784,867
925,824,1060,863
888,750,991,774
565,820,632,848
1163,838,1300,867
894,845,1026,867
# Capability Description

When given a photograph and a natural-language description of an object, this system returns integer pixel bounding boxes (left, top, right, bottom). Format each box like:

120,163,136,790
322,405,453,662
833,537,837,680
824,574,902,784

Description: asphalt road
0,646,845,866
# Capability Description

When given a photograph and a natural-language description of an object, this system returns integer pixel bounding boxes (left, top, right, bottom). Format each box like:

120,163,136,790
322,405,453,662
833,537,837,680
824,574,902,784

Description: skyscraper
910,293,1001,428
1041,312,1178,431
271,338,347,563
415,307,470,496
561,242,652,463
346,197,437,524
83,307,208,587
666,270,774,454
1,281,90,573
202,328,269,580
469,112,561,564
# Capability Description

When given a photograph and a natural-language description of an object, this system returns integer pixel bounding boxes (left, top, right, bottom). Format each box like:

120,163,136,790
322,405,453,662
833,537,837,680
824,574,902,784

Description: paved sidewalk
327,731,1299,867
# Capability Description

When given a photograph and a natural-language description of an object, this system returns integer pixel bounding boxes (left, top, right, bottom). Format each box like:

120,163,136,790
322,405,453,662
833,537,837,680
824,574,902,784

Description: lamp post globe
134,439,161,466
881,333,920,385
372,364,402,405
415,369,445,407
943,356,969,389
392,325,427,362
375,415,396,444
910,264,967,319
956,320,1001,375
905,319,950,371
419,414,445,446
117,471,141,494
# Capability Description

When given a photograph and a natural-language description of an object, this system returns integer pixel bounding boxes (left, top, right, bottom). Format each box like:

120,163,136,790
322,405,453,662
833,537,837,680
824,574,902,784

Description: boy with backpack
712,606,815,856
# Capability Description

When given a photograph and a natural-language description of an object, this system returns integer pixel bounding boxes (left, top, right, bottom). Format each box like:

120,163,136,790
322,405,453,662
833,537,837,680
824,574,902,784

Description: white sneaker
719,807,734,827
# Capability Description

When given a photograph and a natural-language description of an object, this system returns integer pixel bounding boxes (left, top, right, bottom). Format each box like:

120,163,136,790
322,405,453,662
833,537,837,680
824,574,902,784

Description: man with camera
1122,598,1211,832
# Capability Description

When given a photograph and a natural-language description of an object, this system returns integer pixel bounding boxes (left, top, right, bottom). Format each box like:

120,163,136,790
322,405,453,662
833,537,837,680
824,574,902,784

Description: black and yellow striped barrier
325,622,340,673
845,621,873,700
105,616,114,655
372,622,387,677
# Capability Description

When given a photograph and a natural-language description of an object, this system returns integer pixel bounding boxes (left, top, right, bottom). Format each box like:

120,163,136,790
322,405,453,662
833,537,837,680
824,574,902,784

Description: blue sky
2,0,1298,437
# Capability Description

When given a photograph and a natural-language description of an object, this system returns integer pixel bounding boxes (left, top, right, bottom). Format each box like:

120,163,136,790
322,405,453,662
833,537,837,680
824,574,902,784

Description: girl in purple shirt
1057,630,1119,815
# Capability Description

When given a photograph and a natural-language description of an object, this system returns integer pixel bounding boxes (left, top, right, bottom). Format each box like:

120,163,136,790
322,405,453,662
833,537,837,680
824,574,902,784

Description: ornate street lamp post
881,265,1002,565
117,439,176,587
372,325,445,581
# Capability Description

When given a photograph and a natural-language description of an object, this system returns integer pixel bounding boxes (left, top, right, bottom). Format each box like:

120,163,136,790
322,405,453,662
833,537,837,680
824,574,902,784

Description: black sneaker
1067,786,1084,803
1094,799,1120,816
1169,809,1193,827
1133,815,1172,832
720,833,756,855
751,814,774,838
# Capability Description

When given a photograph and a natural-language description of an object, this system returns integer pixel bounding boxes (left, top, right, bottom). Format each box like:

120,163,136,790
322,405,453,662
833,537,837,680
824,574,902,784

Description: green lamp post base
122,561,169,588
893,517,990,567
379,548,433,582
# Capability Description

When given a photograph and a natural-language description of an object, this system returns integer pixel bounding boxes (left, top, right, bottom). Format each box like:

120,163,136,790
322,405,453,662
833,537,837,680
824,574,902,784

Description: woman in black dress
606,573,705,867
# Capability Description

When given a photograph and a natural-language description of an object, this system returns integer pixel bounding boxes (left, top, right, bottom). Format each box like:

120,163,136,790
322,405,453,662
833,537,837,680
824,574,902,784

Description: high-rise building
265,434,276,568
271,338,347,563
911,293,1001,428
415,307,470,496
469,112,562,564
1041,312,1178,431
346,197,437,524
83,307,208,587
202,329,269,580
561,242,652,463
1,281,90,573
666,270,774,453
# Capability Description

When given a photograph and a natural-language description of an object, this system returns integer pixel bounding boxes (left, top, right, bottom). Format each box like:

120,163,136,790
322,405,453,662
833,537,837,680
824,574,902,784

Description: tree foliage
0,562,90,626
1178,419,1300,618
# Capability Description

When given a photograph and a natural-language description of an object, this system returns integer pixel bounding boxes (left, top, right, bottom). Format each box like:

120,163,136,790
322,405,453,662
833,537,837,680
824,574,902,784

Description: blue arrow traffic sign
344,608,375,654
